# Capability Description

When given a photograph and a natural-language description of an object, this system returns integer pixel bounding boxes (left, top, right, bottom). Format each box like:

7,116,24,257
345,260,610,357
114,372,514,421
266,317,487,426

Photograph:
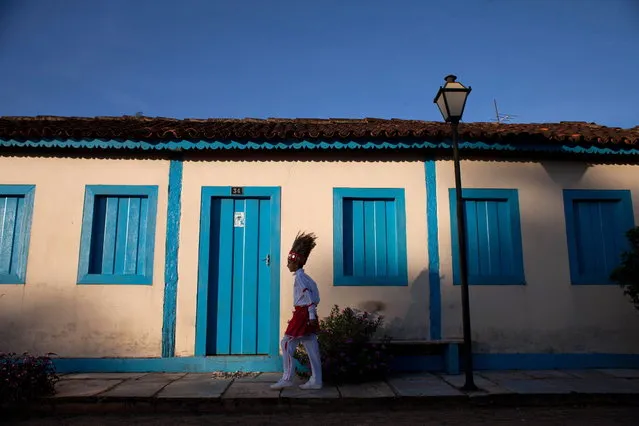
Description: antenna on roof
492,99,517,123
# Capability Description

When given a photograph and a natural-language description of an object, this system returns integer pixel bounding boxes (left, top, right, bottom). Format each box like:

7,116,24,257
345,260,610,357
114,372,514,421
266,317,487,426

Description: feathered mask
288,231,317,265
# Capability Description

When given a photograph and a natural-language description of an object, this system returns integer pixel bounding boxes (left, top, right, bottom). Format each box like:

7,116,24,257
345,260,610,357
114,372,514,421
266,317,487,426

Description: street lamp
433,74,477,391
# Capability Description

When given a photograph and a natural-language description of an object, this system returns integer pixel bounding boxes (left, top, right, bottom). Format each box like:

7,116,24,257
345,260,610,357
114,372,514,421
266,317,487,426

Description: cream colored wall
175,159,430,356
0,156,169,357
436,160,639,354
3,153,636,359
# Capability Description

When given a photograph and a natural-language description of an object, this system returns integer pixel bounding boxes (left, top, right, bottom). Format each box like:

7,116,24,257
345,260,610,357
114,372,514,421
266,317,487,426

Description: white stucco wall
175,158,430,356
0,155,169,357
2,152,637,359
436,159,639,354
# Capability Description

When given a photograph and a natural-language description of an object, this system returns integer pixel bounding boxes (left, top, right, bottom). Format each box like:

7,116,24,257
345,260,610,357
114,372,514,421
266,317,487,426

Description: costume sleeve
297,274,319,320
307,303,317,320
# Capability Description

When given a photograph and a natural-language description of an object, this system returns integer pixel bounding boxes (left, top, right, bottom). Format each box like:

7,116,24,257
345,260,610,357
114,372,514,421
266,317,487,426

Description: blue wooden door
206,196,272,355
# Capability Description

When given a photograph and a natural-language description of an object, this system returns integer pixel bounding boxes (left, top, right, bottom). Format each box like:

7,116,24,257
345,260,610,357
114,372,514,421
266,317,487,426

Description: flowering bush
294,305,392,384
0,352,59,406
611,227,639,311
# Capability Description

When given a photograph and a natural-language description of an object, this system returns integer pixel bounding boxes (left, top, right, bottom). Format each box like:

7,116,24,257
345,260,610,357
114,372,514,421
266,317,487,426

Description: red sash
284,305,319,337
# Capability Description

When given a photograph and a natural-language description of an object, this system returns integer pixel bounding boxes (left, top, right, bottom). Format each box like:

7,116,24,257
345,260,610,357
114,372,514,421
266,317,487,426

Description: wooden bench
294,339,463,375
372,339,463,375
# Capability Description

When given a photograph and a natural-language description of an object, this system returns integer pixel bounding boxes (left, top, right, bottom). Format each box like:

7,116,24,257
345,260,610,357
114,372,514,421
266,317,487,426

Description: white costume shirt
293,268,320,320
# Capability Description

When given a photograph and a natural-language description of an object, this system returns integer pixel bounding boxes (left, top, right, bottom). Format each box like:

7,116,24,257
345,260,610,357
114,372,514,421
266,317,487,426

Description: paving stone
157,374,232,399
565,370,614,379
281,385,340,399
236,372,282,383
53,379,123,398
62,373,148,380
524,370,575,379
440,374,512,395
100,373,187,398
477,370,532,382
387,375,464,397
554,378,639,394
497,379,574,394
390,372,439,381
338,381,396,398
222,381,281,399
596,369,639,379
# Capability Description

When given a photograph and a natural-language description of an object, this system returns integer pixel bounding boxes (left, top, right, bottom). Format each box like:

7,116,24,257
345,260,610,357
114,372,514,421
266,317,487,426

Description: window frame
563,189,635,285
0,185,36,285
333,187,409,287
77,185,159,285
449,188,526,286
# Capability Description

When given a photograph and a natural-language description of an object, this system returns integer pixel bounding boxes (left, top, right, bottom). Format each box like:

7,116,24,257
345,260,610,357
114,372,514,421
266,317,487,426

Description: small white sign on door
234,212,245,228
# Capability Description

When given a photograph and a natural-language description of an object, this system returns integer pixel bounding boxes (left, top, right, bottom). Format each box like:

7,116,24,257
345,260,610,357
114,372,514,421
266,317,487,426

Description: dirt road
6,406,639,425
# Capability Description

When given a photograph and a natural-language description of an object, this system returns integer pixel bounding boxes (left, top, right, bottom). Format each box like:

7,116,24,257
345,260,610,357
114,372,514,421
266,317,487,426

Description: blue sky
0,0,637,127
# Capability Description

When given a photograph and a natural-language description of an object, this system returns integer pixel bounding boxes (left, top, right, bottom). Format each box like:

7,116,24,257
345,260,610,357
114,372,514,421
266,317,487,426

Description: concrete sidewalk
23,369,639,414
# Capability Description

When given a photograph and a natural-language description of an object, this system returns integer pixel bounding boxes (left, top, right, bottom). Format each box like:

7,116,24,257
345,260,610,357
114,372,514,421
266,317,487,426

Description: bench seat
372,338,463,374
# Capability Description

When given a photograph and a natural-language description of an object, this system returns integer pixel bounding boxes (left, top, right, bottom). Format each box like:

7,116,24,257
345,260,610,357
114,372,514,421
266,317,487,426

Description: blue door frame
195,186,282,365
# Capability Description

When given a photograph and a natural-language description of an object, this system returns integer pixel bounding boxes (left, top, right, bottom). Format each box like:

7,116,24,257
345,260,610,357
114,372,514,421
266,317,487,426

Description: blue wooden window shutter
449,188,525,285
563,189,635,285
77,185,158,285
333,188,408,286
0,185,36,284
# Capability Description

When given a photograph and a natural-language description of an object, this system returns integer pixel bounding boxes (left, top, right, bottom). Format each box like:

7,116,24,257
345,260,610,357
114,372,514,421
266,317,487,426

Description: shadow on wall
336,269,431,340
1,148,432,164
0,288,158,357
184,151,434,164
541,161,591,187
442,158,636,353
0,274,432,356
0,291,75,355
377,269,430,339
183,149,639,165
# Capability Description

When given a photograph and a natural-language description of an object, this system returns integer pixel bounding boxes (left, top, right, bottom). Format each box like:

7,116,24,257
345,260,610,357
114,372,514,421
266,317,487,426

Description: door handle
262,254,270,266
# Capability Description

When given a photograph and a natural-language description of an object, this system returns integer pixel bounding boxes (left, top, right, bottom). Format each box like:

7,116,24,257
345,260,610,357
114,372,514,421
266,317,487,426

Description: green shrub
610,227,639,311
0,352,59,406
294,305,392,384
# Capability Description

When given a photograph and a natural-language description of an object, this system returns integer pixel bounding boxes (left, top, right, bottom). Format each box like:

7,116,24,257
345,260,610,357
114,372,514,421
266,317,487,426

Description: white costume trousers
280,334,322,384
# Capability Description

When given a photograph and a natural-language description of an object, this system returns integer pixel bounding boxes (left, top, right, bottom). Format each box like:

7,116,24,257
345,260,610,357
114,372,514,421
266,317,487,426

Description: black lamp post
433,74,477,391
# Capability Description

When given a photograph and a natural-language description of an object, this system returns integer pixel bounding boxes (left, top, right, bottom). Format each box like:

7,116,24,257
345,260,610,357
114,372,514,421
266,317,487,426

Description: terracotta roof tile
0,116,637,146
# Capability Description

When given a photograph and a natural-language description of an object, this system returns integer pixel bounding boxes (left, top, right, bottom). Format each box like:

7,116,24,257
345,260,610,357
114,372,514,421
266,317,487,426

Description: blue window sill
0,273,26,285
77,274,153,285
571,276,617,286
334,274,408,287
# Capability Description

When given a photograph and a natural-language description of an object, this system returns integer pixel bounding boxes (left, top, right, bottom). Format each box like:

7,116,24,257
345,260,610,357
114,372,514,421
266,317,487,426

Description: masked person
270,232,322,390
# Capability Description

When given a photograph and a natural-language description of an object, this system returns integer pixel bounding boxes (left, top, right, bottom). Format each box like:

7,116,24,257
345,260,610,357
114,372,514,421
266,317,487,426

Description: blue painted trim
51,353,639,373
77,185,159,285
162,160,183,357
472,353,639,370
449,188,526,286
563,189,635,285
444,342,460,374
0,184,36,285
3,138,639,156
424,161,441,340
53,356,282,373
333,188,409,286
195,186,281,359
